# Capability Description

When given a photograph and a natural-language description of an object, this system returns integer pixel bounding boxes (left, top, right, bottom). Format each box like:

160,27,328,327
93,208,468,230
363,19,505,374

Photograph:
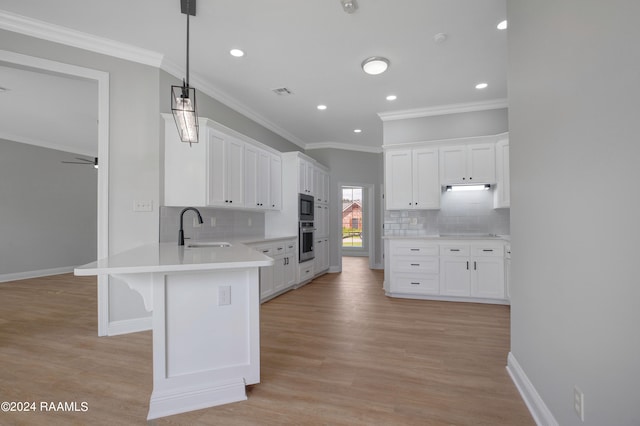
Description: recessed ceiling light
317,104,327,110
229,48,245,57
497,20,507,30
433,33,447,44
361,57,390,75
354,129,362,133
386,95,397,101
475,83,488,89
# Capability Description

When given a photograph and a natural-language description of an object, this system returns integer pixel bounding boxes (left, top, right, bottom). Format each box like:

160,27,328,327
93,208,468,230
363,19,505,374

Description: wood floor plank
0,258,533,425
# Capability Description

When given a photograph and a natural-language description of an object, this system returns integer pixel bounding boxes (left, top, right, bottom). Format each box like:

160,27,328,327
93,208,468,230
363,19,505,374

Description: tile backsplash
160,207,265,243
384,189,510,237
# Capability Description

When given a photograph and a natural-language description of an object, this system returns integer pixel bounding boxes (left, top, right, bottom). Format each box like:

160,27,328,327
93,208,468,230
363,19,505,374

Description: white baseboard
328,266,341,273
371,263,383,270
108,316,152,336
506,352,558,426
0,266,74,283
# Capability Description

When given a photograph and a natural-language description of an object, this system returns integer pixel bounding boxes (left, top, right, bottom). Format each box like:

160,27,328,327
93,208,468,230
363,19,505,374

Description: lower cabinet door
272,256,286,292
439,257,471,296
391,273,439,295
471,257,505,299
260,265,274,299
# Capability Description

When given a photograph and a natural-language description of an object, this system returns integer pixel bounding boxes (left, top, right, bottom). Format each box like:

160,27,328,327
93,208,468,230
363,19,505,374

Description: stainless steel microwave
299,193,314,221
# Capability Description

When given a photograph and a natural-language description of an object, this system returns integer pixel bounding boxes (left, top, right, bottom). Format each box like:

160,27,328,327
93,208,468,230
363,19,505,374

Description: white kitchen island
75,242,273,420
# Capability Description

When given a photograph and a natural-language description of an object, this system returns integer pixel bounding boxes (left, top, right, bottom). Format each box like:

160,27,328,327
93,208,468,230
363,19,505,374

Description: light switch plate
218,286,231,306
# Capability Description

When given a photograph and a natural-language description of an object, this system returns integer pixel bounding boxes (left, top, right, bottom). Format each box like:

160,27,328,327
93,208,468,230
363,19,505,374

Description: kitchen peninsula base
75,243,271,420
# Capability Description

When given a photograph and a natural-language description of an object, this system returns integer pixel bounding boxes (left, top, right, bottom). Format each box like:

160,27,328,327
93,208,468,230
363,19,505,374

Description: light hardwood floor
0,257,533,425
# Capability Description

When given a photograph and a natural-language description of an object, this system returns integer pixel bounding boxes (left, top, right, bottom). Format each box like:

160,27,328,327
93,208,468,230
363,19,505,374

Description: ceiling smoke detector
340,0,358,14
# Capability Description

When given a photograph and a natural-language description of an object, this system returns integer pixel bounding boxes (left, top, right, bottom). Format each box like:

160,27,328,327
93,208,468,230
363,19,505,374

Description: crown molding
305,142,382,154
378,98,509,122
0,11,164,67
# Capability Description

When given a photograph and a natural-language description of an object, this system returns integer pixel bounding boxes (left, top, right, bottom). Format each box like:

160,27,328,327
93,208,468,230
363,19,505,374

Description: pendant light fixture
171,0,199,145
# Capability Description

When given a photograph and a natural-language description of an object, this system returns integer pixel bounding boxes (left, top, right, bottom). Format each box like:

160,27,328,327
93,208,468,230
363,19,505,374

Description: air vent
272,87,293,96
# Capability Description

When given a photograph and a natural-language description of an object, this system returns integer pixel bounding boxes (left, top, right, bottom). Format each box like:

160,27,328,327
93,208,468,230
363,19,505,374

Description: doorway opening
341,185,367,256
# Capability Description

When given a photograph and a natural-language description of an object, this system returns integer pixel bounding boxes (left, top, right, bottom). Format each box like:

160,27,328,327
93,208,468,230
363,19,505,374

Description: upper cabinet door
467,144,496,184
207,131,227,206
493,139,510,208
385,149,413,210
412,148,440,209
269,154,282,210
439,146,467,185
226,138,245,206
244,144,259,208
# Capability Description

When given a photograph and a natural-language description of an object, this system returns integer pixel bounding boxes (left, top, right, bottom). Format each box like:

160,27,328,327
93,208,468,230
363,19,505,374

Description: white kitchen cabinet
250,238,297,302
439,243,504,299
244,145,270,209
389,241,440,295
313,168,330,204
269,154,282,210
439,143,496,185
314,237,330,275
208,131,244,207
298,158,314,196
385,147,440,210
505,244,511,300
493,138,510,209
315,204,329,238
164,114,282,211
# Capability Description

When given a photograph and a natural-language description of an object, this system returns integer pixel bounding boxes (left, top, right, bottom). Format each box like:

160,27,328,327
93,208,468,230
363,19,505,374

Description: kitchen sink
187,242,232,248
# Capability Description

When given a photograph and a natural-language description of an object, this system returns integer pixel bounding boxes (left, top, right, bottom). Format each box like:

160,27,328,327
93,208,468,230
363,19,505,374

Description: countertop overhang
75,241,274,276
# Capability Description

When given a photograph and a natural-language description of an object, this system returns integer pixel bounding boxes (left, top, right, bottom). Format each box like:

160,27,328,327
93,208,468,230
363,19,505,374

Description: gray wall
305,149,384,268
1,29,161,322
383,108,508,145
509,1,640,425
0,140,97,278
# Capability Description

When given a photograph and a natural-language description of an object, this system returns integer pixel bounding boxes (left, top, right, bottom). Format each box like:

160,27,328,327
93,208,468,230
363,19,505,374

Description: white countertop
383,234,510,241
75,241,274,276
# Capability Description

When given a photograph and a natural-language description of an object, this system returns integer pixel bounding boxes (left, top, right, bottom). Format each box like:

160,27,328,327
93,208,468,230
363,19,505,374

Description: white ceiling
0,0,507,152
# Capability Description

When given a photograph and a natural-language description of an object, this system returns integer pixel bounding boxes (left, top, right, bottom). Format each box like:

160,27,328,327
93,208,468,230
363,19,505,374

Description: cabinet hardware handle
262,250,269,253
451,249,460,252
410,248,420,251
482,249,493,252
410,282,420,285
409,202,412,205
474,261,477,270
462,177,466,180
277,247,283,250
411,263,420,266
466,261,469,270
469,177,473,180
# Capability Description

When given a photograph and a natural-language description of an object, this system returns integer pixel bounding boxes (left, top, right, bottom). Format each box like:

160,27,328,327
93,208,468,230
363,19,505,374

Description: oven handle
300,227,316,232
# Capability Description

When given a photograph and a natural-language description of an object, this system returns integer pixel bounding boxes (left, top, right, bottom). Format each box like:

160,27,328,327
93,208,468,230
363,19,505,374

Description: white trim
328,266,341,273
382,132,509,150
506,352,559,426
0,11,163,67
0,49,110,337
0,266,74,283
305,142,382,154
371,263,383,270
378,99,509,122
107,316,152,336
385,292,510,305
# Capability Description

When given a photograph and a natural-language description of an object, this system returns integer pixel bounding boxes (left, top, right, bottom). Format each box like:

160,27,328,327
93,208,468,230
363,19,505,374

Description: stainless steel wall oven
299,221,315,262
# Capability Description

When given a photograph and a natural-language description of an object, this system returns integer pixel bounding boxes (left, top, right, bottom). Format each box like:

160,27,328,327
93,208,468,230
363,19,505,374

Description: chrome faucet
178,207,203,246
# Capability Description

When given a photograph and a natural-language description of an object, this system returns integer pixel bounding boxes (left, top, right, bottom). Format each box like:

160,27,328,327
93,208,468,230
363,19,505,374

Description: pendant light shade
171,83,198,143
171,0,198,145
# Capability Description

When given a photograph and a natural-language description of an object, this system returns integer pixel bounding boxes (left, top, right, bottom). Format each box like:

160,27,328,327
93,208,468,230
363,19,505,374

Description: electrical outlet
574,386,585,422
133,200,153,212
210,217,216,227
193,217,202,228
218,286,231,306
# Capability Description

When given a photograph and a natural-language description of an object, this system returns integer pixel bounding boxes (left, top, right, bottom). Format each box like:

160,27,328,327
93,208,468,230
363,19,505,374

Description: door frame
0,50,110,336
337,182,376,270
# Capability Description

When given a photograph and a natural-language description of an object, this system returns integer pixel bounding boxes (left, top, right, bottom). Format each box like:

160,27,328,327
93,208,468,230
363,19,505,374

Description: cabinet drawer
285,241,296,254
254,245,273,256
273,243,286,255
393,258,439,274
299,263,314,282
440,245,469,256
471,246,504,257
391,273,439,295
393,245,439,256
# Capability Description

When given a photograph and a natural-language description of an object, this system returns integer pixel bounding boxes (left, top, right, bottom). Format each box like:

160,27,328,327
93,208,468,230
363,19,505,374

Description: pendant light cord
186,0,190,88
